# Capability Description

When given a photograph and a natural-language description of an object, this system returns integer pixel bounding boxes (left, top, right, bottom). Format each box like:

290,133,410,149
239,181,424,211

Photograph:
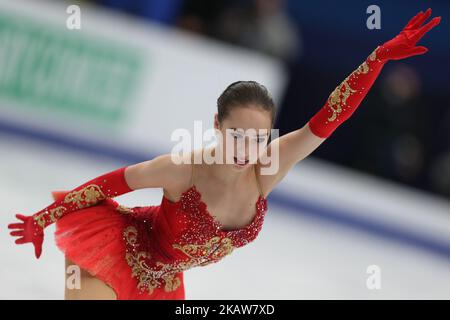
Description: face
214,105,272,170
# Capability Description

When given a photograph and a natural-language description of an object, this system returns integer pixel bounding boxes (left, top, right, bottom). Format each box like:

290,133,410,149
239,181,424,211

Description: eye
231,132,243,140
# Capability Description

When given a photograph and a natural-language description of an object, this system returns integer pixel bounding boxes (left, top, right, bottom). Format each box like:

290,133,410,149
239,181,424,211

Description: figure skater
8,9,440,299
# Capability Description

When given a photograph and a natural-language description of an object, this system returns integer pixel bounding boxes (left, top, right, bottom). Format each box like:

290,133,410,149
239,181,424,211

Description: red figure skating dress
54,163,268,299
12,9,439,300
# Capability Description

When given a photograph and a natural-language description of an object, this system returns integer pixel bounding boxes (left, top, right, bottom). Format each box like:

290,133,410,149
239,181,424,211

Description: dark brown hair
217,81,276,127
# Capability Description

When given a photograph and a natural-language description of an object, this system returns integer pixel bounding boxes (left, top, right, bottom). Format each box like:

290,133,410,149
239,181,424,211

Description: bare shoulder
255,151,279,199
256,131,315,198
124,152,192,192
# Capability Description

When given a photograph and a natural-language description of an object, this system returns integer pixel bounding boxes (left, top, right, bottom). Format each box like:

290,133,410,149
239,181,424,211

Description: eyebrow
230,128,267,137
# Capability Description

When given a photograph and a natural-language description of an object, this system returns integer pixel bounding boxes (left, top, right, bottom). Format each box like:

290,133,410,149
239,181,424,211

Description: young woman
8,9,440,300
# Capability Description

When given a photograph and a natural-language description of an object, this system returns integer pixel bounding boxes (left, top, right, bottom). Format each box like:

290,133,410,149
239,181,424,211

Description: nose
235,137,251,160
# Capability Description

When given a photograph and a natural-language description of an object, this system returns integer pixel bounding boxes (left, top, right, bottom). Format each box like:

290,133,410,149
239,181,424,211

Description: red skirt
52,191,186,300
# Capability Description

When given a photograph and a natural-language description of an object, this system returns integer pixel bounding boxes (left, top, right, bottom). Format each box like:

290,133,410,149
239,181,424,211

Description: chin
232,162,250,170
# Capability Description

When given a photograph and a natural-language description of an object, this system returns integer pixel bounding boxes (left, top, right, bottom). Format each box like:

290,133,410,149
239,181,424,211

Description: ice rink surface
1,0,449,301
1,132,450,300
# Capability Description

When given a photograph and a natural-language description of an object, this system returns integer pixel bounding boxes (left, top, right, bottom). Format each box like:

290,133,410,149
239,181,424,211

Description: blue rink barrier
1,118,450,261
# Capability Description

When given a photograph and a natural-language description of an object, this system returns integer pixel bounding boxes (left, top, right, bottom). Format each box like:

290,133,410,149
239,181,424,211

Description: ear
214,113,220,130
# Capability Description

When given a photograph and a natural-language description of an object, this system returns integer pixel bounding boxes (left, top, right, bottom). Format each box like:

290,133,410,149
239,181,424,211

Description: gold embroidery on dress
33,206,67,228
123,226,160,294
33,185,107,229
327,77,356,122
369,46,379,61
123,226,178,294
123,226,235,295
63,185,107,209
49,206,66,222
172,236,234,264
327,47,378,122
357,62,370,74
116,204,133,214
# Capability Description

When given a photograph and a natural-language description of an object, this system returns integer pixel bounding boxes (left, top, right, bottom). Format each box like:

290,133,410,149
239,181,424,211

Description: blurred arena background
1,0,449,299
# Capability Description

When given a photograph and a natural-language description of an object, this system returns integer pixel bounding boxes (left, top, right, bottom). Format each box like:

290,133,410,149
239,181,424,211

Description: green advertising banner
0,12,144,125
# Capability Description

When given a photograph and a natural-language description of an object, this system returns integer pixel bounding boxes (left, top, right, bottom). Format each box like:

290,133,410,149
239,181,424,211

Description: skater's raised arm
265,8,440,184
124,153,184,191
8,153,181,259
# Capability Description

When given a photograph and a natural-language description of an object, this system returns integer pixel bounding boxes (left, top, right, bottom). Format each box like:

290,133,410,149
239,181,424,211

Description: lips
234,156,249,165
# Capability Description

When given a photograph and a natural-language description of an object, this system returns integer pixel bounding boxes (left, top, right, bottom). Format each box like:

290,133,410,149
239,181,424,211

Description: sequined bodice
114,184,268,295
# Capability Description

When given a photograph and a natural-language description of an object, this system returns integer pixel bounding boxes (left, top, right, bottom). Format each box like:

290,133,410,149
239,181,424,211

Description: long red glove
8,166,133,258
308,8,441,138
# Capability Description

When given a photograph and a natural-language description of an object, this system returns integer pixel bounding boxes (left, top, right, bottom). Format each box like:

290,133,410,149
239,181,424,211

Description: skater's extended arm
8,153,181,258
8,166,134,258
263,8,440,187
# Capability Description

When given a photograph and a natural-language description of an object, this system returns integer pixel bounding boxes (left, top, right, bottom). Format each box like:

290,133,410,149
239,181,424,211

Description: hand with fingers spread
307,8,441,138
8,214,44,259
377,8,441,61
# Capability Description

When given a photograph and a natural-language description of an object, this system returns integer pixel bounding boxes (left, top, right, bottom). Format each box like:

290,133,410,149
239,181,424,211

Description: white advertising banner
0,0,287,156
